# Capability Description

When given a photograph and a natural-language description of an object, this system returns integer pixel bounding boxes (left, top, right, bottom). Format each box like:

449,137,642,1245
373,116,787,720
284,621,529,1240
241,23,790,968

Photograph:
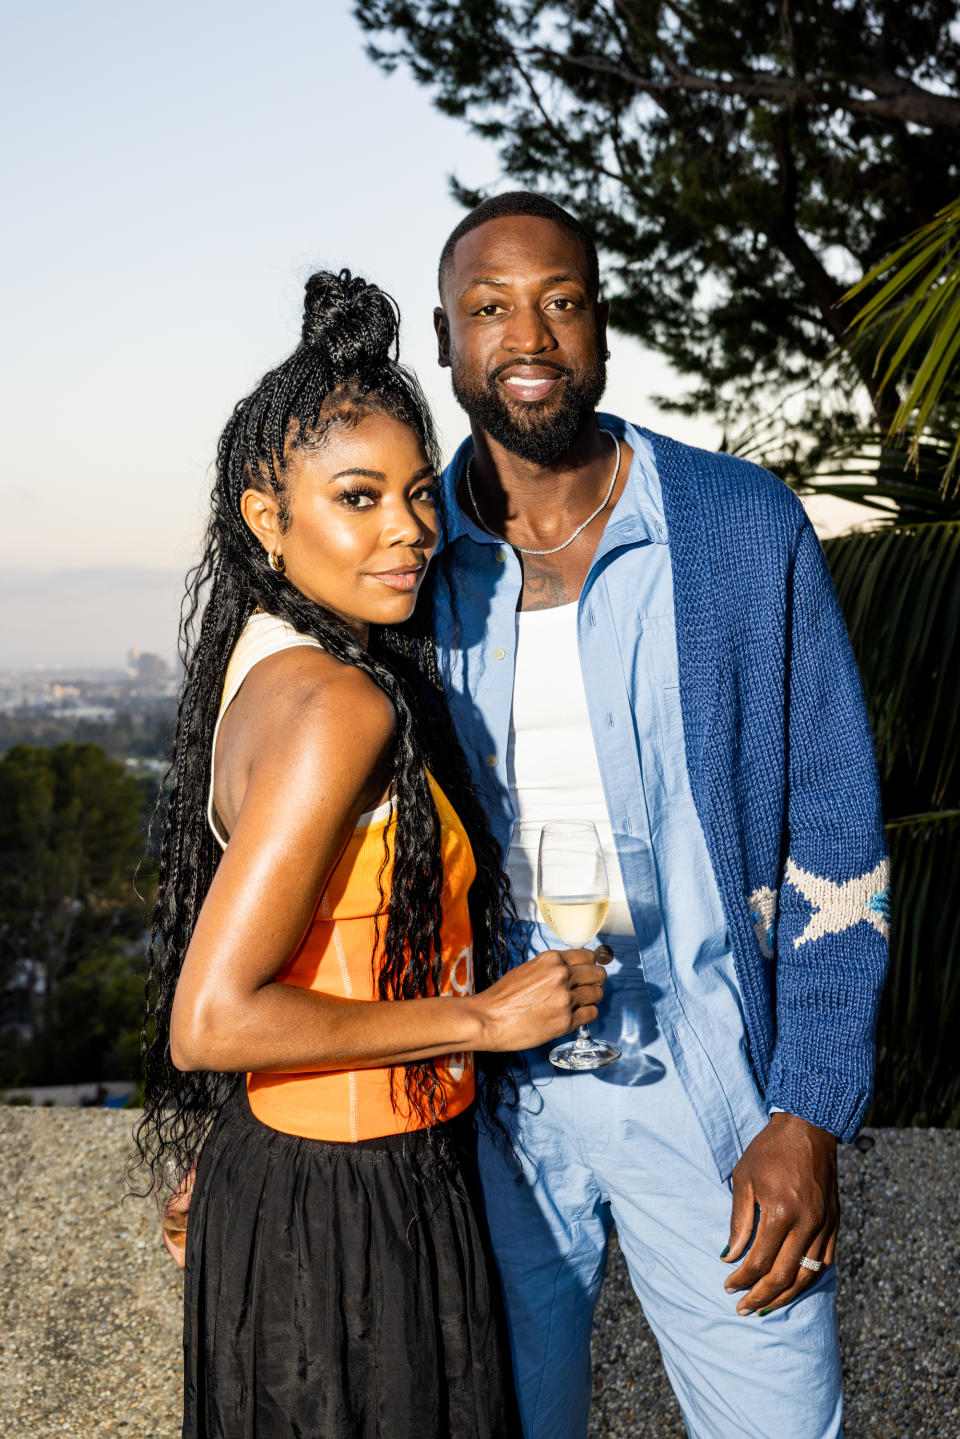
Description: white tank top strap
207,612,325,849
355,794,398,827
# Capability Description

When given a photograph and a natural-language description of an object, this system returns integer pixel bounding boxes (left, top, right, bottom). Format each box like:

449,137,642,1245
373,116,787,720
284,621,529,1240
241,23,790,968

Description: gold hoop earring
268,547,285,574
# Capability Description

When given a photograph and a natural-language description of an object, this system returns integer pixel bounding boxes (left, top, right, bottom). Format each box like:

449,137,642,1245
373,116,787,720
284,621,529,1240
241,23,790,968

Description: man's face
436,216,608,464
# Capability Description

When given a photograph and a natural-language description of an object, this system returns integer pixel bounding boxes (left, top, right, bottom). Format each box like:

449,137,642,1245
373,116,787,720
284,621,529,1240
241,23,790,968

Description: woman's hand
473,945,610,1052
160,1164,196,1270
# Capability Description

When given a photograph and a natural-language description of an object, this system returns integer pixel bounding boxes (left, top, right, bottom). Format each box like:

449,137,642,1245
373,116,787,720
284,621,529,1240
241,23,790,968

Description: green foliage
0,743,152,1086
846,196,960,485
51,942,146,1083
356,0,960,434
873,812,960,1125
0,702,176,765
825,519,960,801
812,465,960,1126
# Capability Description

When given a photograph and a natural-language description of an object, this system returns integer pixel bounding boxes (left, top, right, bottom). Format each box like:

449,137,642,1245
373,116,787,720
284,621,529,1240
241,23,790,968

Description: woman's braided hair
133,270,516,1196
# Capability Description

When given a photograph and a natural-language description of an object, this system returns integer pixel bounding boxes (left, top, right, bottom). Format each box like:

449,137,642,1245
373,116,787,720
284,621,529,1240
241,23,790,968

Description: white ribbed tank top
505,601,634,936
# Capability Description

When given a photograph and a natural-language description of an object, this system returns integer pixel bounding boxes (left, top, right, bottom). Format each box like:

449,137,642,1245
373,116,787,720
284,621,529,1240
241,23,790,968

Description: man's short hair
437,191,600,300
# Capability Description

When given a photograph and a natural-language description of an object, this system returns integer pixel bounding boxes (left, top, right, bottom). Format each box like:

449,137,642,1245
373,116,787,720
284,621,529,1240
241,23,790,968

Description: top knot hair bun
301,269,400,375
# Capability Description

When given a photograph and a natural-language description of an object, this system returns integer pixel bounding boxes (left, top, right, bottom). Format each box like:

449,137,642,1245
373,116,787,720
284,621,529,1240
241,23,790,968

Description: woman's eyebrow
328,465,435,483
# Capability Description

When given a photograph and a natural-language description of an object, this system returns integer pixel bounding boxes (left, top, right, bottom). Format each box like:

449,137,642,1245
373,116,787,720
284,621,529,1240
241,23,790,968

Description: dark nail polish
758,1308,771,1316
720,1244,730,1258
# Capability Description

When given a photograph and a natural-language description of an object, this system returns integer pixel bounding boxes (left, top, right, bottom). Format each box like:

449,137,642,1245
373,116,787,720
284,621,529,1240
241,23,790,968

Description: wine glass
537,821,620,1070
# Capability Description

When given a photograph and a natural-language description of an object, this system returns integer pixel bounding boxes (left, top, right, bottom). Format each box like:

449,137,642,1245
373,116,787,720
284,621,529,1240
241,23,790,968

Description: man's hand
722,1112,839,1316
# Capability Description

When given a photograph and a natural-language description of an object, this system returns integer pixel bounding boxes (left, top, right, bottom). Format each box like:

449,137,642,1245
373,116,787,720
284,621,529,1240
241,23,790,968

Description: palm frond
823,521,960,798
845,196,960,489
872,811,960,1127
789,421,960,522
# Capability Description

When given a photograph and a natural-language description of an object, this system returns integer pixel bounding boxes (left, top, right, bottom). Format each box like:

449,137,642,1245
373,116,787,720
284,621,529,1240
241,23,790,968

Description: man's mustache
486,359,575,383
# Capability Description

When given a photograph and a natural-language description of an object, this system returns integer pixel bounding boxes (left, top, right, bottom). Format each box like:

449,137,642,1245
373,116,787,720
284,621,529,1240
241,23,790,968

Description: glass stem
574,1026,592,1047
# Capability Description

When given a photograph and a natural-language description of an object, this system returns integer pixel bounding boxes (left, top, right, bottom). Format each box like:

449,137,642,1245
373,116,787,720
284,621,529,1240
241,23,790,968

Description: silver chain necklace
464,430,621,556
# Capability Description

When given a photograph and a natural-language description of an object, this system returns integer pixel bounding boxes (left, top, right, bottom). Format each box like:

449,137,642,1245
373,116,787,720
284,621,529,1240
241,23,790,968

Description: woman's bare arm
171,649,604,1074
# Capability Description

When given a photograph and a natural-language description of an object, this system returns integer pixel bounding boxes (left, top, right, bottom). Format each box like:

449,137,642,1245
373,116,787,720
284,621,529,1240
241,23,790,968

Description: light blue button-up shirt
434,413,769,1179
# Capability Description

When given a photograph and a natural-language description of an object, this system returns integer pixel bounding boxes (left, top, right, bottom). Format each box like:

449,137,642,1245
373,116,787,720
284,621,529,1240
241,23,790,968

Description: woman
135,270,606,1439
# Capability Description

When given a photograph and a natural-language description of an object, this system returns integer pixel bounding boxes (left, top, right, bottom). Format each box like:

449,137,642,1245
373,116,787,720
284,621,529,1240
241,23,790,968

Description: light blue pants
478,960,843,1438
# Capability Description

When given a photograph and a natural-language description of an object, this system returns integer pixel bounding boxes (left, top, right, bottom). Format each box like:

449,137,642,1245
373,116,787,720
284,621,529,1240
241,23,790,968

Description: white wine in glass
537,821,621,1070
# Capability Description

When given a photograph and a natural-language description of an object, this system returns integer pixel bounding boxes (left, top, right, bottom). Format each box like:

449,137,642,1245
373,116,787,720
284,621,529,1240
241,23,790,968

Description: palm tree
793,200,960,1126
846,197,960,487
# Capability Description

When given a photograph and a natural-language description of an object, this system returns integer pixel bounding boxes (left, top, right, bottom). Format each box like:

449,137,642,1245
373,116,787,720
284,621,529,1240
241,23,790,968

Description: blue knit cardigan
643,429,888,1140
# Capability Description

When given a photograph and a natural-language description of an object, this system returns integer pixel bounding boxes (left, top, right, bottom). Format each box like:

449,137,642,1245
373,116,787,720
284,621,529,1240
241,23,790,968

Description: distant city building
0,653,179,722
127,649,171,682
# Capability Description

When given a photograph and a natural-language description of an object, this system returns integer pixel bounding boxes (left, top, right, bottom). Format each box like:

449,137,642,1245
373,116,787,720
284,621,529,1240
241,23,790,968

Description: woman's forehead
287,411,427,476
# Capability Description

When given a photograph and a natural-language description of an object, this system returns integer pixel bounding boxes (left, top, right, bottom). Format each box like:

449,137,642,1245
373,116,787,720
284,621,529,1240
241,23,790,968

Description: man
430,191,888,1438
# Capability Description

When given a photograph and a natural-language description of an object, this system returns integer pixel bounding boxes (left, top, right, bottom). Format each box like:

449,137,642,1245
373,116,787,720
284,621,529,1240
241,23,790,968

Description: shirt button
486,754,498,767
493,647,506,660
494,548,507,563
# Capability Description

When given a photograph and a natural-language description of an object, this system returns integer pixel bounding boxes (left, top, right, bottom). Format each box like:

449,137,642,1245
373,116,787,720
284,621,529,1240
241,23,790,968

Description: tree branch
524,45,960,130
510,48,624,184
769,117,899,428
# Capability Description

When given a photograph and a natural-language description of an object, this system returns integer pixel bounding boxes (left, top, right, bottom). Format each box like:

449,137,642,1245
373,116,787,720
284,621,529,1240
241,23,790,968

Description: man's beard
450,353,607,465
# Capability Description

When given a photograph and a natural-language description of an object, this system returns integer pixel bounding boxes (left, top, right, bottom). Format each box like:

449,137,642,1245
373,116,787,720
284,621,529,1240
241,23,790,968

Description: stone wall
1,1111,956,1438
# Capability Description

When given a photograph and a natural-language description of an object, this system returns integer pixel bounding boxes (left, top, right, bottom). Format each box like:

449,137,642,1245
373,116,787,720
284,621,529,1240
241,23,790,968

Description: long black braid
133,270,516,1197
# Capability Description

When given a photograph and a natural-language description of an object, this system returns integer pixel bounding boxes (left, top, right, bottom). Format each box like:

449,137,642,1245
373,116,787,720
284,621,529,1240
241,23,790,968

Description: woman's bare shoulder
237,641,394,731
229,643,396,760
212,643,397,840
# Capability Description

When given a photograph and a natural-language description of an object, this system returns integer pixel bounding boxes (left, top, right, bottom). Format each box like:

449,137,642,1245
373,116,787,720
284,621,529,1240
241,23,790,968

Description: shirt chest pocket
629,614,687,798
654,682,686,796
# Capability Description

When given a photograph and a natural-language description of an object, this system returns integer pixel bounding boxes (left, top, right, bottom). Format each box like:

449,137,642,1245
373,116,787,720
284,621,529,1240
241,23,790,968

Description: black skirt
182,1087,520,1439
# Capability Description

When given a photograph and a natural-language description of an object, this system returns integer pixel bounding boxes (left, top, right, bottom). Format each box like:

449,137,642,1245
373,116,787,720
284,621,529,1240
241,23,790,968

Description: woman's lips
499,371,563,402
368,567,422,592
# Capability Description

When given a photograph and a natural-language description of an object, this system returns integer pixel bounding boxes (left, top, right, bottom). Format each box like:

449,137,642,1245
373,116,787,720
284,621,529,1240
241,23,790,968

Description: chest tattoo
521,559,577,611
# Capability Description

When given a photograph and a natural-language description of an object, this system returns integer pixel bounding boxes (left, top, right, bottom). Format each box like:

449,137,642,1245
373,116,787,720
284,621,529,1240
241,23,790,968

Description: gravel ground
1,1111,956,1439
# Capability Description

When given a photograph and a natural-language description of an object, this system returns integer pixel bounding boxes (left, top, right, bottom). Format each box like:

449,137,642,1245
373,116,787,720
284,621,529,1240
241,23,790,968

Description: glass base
550,1036,622,1071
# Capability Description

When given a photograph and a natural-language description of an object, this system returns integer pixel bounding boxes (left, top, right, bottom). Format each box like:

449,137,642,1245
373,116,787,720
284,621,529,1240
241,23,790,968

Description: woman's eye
412,483,438,505
340,489,377,509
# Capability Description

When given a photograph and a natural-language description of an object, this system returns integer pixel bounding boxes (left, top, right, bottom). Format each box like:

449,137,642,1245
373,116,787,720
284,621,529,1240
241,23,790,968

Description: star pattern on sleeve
784,857,890,949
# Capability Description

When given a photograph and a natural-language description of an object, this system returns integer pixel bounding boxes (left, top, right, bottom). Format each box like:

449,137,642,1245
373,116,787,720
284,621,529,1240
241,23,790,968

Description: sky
0,1,857,668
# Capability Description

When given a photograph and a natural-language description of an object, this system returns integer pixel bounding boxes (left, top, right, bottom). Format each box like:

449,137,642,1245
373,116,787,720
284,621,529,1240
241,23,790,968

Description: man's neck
458,415,634,613
464,416,618,548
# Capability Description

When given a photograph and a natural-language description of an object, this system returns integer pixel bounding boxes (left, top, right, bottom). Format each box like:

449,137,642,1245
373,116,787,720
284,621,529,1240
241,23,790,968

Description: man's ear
240,487,281,557
434,307,451,369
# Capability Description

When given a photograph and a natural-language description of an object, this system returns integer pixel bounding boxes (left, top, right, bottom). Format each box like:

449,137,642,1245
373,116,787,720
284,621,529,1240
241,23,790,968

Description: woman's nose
382,502,425,546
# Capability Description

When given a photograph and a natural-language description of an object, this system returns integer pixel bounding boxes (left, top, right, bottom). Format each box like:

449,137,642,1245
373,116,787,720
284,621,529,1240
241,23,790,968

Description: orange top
208,614,477,1142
